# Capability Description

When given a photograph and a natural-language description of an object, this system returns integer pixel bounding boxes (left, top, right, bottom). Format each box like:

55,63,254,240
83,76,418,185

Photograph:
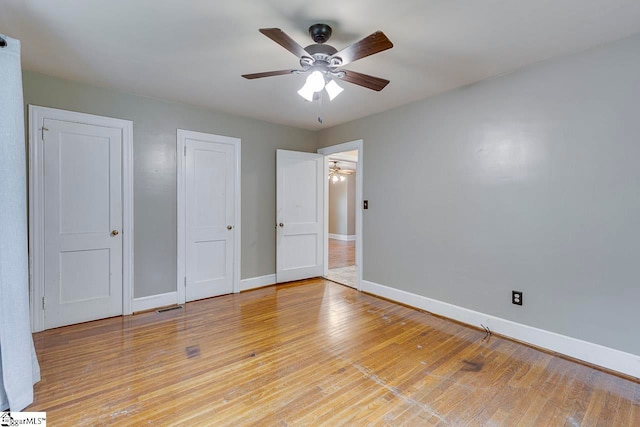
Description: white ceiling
329,150,358,164
2,1,640,130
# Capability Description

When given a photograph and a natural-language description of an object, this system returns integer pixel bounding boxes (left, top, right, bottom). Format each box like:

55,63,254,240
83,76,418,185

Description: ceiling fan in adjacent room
242,23,393,102
328,160,354,183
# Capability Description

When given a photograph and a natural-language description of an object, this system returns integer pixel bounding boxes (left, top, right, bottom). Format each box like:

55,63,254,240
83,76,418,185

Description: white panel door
185,136,236,301
43,119,123,328
276,149,324,283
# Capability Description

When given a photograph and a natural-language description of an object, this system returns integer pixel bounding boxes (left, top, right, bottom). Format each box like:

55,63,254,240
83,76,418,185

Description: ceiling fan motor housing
309,23,332,44
300,43,341,70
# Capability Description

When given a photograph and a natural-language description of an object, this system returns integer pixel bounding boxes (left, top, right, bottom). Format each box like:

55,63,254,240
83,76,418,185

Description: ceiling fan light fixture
297,86,315,102
328,160,352,183
325,79,344,101
298,70,326,101
307,71,326,92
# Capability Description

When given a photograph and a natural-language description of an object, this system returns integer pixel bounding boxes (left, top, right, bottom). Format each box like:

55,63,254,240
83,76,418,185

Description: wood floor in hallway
329,238,355,269
28,279,639,426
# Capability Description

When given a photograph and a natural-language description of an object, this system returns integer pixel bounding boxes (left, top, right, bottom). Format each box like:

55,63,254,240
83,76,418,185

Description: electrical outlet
512,291,523,306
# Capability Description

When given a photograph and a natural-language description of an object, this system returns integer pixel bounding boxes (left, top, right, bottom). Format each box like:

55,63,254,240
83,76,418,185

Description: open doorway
326,152,357,287
318,140,363,290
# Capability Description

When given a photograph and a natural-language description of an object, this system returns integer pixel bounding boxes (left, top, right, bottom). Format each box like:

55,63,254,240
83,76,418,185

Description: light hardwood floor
29,279,639,425
329,238,355,269
327,238,357,287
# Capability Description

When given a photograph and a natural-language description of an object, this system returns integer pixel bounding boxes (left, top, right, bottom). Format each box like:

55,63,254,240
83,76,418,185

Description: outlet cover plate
512,291,523,306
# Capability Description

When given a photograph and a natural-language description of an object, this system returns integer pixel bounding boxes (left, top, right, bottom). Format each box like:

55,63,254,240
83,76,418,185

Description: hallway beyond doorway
328,238,355,269
327,238,356,287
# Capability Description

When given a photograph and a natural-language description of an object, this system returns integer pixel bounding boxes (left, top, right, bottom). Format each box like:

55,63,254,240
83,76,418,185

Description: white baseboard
329,233,356,241
132,291,178,313
361,280,640,379
131,275,277,312
241,274,276,292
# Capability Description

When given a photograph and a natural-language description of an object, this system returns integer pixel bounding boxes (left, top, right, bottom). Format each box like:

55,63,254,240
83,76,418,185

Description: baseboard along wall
131,275,639,378
240,274,277,292
361,280,640,379
328,233,356,241
132,291,179,313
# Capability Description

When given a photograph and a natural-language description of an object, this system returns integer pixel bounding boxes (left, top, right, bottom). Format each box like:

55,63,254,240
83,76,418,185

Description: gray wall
23,71,317,298
317,34,640,355
328,174,356,236
329,178,348,235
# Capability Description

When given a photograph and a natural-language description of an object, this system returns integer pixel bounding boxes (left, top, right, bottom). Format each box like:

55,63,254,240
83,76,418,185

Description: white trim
132,292,179,313
240,274,276,292
318,140,363,291
122,116,134,317
361,280,640,379
28,105,134,332
177,131,185,303
133,275,277,311
328,233,356,241
177,129,241,305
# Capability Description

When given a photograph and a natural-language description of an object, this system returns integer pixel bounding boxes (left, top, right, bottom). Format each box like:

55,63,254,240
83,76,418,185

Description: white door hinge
184,276,187,287
41,127,49,141
184,146,187,156
42,296,45,310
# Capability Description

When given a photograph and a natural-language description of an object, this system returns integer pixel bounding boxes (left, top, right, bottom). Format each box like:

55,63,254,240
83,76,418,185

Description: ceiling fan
329,160,354,182
242,24,393,101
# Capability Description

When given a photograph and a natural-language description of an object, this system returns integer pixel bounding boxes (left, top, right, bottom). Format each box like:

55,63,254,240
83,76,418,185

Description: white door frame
29,105,134,332
318,140,363,291
176,129,241,303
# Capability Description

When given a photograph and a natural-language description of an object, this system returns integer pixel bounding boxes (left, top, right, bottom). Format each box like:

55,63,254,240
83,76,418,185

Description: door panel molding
177,129,241,303
29,105,134,332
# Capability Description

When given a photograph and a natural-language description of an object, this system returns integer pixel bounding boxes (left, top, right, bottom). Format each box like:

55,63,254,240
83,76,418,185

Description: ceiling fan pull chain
317,91,324,124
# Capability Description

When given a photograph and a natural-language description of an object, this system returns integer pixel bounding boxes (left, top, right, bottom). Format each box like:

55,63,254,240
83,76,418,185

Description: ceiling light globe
297,86,315,102
325,80,344,101
307,71,325,92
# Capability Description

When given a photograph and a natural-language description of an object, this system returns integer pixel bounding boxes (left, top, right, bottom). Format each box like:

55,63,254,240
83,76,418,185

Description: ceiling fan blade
259,28,310,59
338,70,390,91
331,31,393,66
242,70,296,79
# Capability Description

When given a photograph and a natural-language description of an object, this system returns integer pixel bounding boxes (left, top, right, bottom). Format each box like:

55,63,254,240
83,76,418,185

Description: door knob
227,225,233,230
111,230,119,236
279,223,284,228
